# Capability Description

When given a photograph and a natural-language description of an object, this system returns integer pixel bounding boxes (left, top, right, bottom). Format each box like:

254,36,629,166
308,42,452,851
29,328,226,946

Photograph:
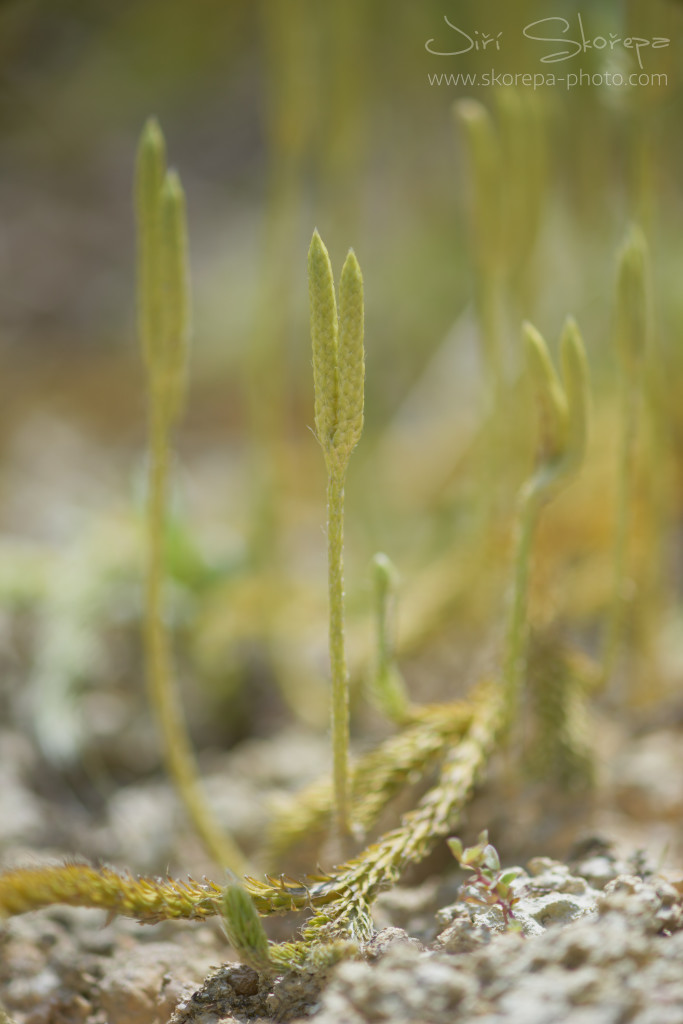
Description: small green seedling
448,830,525,926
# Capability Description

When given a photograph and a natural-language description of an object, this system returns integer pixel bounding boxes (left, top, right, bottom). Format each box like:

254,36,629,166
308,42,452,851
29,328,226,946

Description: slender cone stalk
144,399,248,874
327,465,350,835
136,121,247,875
369,552,409,723
455,100,504,513
503,487,539,726
602,227,649,686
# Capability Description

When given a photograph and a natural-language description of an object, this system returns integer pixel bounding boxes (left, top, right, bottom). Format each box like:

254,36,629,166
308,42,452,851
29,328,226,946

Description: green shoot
448,830,525,926
221,883,273,973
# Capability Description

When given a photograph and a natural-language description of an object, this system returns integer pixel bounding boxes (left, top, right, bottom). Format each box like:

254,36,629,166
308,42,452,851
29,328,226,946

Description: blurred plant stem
503,320,589,728
503,487,538,727
601,227,652,697
144,399,247,874
246,1,307,570
0,1000,18,1024
368,552,409,724
326,464,351,834
137,119,248,875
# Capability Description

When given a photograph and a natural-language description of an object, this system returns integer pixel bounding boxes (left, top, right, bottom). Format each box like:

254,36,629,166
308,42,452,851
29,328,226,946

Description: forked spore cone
308,229,366,840
521,316,589,503
308,230,365,465
503,317,590,727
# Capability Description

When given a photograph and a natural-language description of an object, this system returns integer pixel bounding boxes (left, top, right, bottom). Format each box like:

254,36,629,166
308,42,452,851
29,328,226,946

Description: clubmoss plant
602,225,650,689
308,229,365,840
0,117,620,988
0,676,502,971
136,118,247,875
0,130,505,971
503,318,589,729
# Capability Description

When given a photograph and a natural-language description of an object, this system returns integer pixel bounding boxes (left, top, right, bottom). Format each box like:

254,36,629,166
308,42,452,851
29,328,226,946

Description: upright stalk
602,381,638,682
502,488,539,724
456,100,505,514
326,465,350,833
136,119,247,874
369,552,409,723
145,396,247,874
602,226,649,688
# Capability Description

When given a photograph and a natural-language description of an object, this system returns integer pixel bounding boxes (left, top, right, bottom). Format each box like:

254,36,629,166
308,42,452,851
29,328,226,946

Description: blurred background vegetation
0,0,681,834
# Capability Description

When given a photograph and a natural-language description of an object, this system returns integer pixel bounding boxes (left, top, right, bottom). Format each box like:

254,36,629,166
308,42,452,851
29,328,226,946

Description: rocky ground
2,715,683,1024
2,842,683,1024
